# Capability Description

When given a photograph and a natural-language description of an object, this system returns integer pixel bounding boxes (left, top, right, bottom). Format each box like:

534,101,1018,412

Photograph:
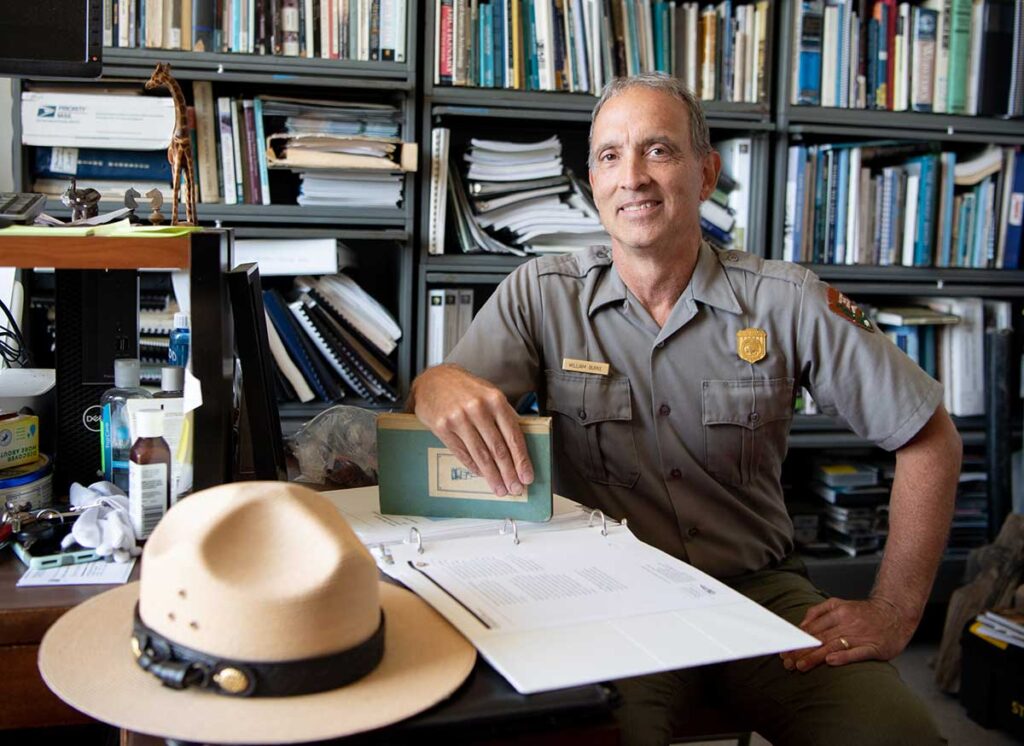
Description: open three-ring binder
325,487,820,695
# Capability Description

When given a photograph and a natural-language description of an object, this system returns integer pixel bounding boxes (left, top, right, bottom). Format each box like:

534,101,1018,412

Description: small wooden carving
146,188,166,225
145,63,197,226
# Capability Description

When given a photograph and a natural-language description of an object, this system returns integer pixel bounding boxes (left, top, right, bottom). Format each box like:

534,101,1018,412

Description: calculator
0,192,47,224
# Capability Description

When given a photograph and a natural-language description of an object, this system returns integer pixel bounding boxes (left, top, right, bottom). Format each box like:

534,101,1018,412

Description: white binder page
381,524,821,694
398,528,732,632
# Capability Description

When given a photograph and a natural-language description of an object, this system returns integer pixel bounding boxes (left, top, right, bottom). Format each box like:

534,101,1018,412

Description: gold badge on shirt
736,328,767,364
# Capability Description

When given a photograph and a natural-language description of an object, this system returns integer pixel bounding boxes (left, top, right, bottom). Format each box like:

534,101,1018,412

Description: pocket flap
545,370,632,425
702,378,795,429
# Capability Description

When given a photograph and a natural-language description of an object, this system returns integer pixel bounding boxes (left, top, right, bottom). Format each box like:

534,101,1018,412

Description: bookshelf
9,3,420,428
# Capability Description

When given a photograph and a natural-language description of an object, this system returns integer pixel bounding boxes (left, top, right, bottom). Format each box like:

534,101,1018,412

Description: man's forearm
872,407,962,629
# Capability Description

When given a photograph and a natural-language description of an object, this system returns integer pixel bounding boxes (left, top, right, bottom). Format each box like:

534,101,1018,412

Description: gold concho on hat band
213,667,250,694
736,328,767,364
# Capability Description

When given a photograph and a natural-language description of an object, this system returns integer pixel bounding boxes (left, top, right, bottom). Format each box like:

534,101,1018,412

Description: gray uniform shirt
446,242,944,578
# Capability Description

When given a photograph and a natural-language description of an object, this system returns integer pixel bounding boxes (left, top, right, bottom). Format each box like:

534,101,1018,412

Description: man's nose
619,153,651,190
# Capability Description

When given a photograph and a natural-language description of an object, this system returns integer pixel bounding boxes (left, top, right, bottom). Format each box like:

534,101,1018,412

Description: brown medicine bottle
129,409,171,540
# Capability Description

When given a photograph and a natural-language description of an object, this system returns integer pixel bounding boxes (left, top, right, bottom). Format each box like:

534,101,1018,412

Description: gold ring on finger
838,637,850,650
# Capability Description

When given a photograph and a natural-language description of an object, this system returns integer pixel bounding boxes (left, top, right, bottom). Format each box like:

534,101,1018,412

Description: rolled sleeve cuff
875,381,945,451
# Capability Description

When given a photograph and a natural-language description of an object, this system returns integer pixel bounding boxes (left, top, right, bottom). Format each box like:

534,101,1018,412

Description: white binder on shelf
428,127,451,255
323,487,819,695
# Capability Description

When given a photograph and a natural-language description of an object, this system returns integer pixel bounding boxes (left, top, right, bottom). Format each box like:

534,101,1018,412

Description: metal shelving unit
10,4,420,429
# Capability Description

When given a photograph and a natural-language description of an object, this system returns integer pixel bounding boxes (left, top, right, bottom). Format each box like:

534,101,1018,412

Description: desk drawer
0,644,94,729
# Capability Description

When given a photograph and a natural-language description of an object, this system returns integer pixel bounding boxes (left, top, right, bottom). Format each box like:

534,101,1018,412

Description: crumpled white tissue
60,481,141,563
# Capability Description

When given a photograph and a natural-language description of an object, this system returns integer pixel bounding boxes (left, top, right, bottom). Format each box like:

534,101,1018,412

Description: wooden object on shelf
144,63,197,226
934,513,1024,693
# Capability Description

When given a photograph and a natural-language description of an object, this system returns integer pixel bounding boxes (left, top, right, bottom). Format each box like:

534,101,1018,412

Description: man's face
588,87,719,255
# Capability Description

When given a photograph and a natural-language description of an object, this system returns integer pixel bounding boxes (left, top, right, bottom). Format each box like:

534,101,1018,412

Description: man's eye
600,152,617,162
649,147,667,157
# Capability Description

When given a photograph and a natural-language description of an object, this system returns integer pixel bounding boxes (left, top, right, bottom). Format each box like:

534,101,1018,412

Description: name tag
562,358,610,376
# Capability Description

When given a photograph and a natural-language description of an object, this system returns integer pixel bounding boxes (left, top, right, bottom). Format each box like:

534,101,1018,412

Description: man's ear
588,161,596,192
700,151,722,202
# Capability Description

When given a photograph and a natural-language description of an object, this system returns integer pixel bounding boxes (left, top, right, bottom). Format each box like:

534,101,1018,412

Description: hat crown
140,482,380,661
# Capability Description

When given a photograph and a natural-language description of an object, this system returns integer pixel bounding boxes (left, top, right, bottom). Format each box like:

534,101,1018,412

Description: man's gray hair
588,73,712,168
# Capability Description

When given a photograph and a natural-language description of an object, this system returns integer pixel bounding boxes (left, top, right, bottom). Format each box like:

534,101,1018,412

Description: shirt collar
586,241,742,317
688,241,743,315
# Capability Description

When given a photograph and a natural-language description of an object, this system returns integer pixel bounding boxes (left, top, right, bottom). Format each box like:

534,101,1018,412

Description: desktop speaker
53,269,139,496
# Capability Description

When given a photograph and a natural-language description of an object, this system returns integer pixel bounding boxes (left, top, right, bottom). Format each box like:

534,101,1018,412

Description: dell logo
82,405,102,432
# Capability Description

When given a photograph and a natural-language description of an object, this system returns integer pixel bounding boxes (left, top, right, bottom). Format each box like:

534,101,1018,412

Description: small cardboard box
0,413,40,470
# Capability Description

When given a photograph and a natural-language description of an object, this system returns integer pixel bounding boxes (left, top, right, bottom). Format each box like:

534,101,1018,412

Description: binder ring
408,527,424,555
588,510,608,536
500,518,520,545
377,543,394,565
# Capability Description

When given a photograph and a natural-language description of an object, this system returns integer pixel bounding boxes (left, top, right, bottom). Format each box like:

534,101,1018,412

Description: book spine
192,81,221,204
253,97,271,206
242,100,262,205
32,146,172,181
216,96,238,205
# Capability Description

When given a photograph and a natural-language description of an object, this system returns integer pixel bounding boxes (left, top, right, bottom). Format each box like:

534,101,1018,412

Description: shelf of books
98,1,418,86
779,1,1024,130
423,0,775,120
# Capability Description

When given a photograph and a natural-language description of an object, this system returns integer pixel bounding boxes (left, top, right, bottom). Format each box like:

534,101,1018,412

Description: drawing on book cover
427,448,529,503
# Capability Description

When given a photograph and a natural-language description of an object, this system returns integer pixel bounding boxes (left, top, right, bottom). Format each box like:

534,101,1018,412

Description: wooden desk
0,553,140,730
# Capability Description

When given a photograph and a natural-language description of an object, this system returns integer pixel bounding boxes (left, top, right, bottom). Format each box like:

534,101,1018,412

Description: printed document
327,487,820,694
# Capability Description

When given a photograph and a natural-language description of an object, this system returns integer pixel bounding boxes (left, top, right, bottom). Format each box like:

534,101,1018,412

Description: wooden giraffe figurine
145,63,197,225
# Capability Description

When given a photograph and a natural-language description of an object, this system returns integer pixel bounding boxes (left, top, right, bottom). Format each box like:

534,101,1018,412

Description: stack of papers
448,135,610,255
260,96,405,208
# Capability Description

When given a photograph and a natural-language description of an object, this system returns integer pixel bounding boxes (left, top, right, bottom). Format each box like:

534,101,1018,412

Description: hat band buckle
131,604,386,698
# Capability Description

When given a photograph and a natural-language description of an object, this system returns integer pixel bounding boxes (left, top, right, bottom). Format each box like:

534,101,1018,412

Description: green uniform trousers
612,556,945,746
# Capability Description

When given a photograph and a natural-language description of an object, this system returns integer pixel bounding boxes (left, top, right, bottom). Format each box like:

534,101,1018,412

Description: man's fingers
800,598,839,626
825,644,875,667
438,432,483,481
494,407,534,487
473,415,524,496
439,414,507,496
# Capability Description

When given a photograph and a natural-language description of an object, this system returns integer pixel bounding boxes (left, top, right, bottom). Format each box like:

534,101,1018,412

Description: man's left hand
780,597,912,673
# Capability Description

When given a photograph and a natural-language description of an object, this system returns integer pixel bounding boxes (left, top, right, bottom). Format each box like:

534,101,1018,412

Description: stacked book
262,274,401,404
790,0,1024,118
873,304,961,381
807,460,890,556
970,609,1024,649
261,95,408,209
784,141,1024,269
433,130,609,255
101,0,408,62
435,0,770,103
949,454,990,554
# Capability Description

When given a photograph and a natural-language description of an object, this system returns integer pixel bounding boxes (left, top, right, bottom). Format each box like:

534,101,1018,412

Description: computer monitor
0,0,103,79
228,263,288,482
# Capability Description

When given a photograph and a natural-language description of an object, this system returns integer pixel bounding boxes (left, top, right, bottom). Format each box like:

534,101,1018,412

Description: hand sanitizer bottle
168,312,191,367
100,359,152,492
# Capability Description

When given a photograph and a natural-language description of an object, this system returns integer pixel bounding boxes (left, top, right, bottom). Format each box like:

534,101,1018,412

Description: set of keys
0,505,79,553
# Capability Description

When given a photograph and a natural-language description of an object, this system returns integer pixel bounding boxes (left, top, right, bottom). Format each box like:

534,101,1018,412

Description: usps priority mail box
21,92,175,150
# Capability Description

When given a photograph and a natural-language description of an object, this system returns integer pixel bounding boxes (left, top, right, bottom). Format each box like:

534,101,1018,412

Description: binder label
427,448,528,502
561,358,610,376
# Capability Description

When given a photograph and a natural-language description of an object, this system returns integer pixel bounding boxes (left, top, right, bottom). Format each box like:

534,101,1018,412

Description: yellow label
561,358,610,375
426,448,528,502
736,328,767,364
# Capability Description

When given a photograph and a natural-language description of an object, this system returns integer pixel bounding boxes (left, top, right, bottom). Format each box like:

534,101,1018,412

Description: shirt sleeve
444,260,544,403
796,272,944,451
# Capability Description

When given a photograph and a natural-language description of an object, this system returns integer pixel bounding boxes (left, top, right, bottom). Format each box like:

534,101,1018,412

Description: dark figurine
145,63,197,226
61,177,101,222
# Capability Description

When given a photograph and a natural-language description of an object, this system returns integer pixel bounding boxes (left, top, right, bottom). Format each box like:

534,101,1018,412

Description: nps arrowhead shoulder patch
826,287,874,332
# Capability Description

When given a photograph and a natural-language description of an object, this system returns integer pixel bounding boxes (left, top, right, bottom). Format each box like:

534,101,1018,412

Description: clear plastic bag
288,405,380,487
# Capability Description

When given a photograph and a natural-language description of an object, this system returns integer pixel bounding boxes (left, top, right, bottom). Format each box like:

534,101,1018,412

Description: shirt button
749,412,760,424
659,404,671,416
687,527,700,538
655,341,665,349
728,252,739,262
578,409,587,421
670,468,682,480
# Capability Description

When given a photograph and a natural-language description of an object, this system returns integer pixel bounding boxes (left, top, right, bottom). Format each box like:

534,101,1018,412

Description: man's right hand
409,364,534,497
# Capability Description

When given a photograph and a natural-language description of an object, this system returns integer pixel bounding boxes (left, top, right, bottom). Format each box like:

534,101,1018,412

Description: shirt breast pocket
544,370,640,488
701,377,795,487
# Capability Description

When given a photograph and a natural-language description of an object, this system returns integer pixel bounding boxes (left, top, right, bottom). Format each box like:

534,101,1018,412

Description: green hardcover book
945,0,972,114
376,413,553,521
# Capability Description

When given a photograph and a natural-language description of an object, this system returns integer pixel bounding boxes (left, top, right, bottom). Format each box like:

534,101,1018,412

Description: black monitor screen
0,0,102,77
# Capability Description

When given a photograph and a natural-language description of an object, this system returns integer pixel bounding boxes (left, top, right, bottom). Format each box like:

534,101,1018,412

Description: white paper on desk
17,559,135,587
381,525,820,694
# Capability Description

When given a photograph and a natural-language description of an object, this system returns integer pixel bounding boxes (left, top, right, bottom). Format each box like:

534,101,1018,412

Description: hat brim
39,581,476,744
